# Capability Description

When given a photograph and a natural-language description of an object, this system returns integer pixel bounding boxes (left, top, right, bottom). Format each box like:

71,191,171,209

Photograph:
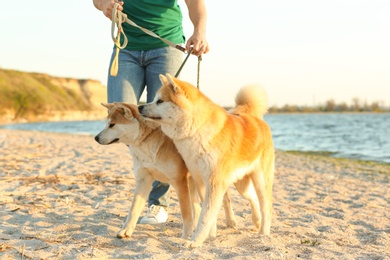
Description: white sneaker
140,205,168,224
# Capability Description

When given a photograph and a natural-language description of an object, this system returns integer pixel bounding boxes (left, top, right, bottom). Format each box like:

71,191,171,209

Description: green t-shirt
120,0,185,50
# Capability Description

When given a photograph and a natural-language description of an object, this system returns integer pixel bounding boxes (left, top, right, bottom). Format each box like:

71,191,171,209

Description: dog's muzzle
138,105,161,120
138,105,145,114
94,135,119,145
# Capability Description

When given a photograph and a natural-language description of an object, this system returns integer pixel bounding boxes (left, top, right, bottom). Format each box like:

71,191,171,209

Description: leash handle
111,3,128,49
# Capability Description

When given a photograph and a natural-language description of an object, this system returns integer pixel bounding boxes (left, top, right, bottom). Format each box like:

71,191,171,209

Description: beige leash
110,2,185,74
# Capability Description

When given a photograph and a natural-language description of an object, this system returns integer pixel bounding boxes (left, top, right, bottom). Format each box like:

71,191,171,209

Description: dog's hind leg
173,173,194,238
222,190,237,228
234,175,261,230
250,167,272,235
117,170,154,238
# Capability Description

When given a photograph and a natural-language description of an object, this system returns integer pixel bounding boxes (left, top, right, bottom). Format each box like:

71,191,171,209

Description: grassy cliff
0,69,107,122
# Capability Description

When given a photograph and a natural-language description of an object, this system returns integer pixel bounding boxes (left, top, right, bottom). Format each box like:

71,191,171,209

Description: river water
1,113,389,164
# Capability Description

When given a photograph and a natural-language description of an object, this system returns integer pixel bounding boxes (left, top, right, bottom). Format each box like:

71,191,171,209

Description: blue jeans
107,47,183,103
107,46,183,208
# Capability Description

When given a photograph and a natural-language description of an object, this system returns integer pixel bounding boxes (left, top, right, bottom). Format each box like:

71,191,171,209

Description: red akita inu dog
139,74,275,247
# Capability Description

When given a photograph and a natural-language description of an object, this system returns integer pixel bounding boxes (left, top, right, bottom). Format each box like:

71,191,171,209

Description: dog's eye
109,124,115,128
157,99,164,104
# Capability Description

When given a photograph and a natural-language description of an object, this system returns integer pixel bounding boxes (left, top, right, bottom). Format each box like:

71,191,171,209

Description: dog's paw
181,229,194,238
259,226,271,236
116,228,133,238
209,225,217,239
226,219,237,229
183,240,202,248
181,231,193,239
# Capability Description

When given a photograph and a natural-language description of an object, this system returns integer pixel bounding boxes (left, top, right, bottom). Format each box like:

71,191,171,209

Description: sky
1,0,389,107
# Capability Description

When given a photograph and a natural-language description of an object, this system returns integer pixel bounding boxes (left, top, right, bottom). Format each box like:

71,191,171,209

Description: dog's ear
101,103,115,111
165,74,183,94
121,106,135,121
159,74,169,85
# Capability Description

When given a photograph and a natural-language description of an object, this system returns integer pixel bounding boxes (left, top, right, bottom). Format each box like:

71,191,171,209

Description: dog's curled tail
234,84,269,118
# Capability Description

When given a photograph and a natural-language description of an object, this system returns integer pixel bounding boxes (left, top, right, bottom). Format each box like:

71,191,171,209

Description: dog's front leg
172,174,194,239
117,170,154,238
189,178,219,238
188,176,204,228
184,180,227,248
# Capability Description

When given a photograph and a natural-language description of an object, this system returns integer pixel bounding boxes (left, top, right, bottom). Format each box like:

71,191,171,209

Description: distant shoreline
2,111,390,125
0,111,106,125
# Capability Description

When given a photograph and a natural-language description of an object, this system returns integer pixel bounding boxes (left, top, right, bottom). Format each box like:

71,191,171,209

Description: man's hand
93,0,124,20
186,32,210,56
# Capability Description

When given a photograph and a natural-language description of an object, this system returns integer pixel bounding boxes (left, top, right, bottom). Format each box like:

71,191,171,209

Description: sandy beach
0,128,389,259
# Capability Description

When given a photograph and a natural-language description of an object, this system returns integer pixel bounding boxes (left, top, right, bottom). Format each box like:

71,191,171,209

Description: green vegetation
284,150,390,173
300,239,321,247
270,98,390,113
0,69,95,120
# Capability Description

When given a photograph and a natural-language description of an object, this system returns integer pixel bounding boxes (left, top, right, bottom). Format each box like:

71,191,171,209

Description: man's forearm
185,0,207,34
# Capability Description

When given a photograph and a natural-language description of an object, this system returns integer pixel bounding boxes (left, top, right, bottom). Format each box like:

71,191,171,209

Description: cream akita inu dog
95,102,236,240
95,102,195,238
138,74,275,247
